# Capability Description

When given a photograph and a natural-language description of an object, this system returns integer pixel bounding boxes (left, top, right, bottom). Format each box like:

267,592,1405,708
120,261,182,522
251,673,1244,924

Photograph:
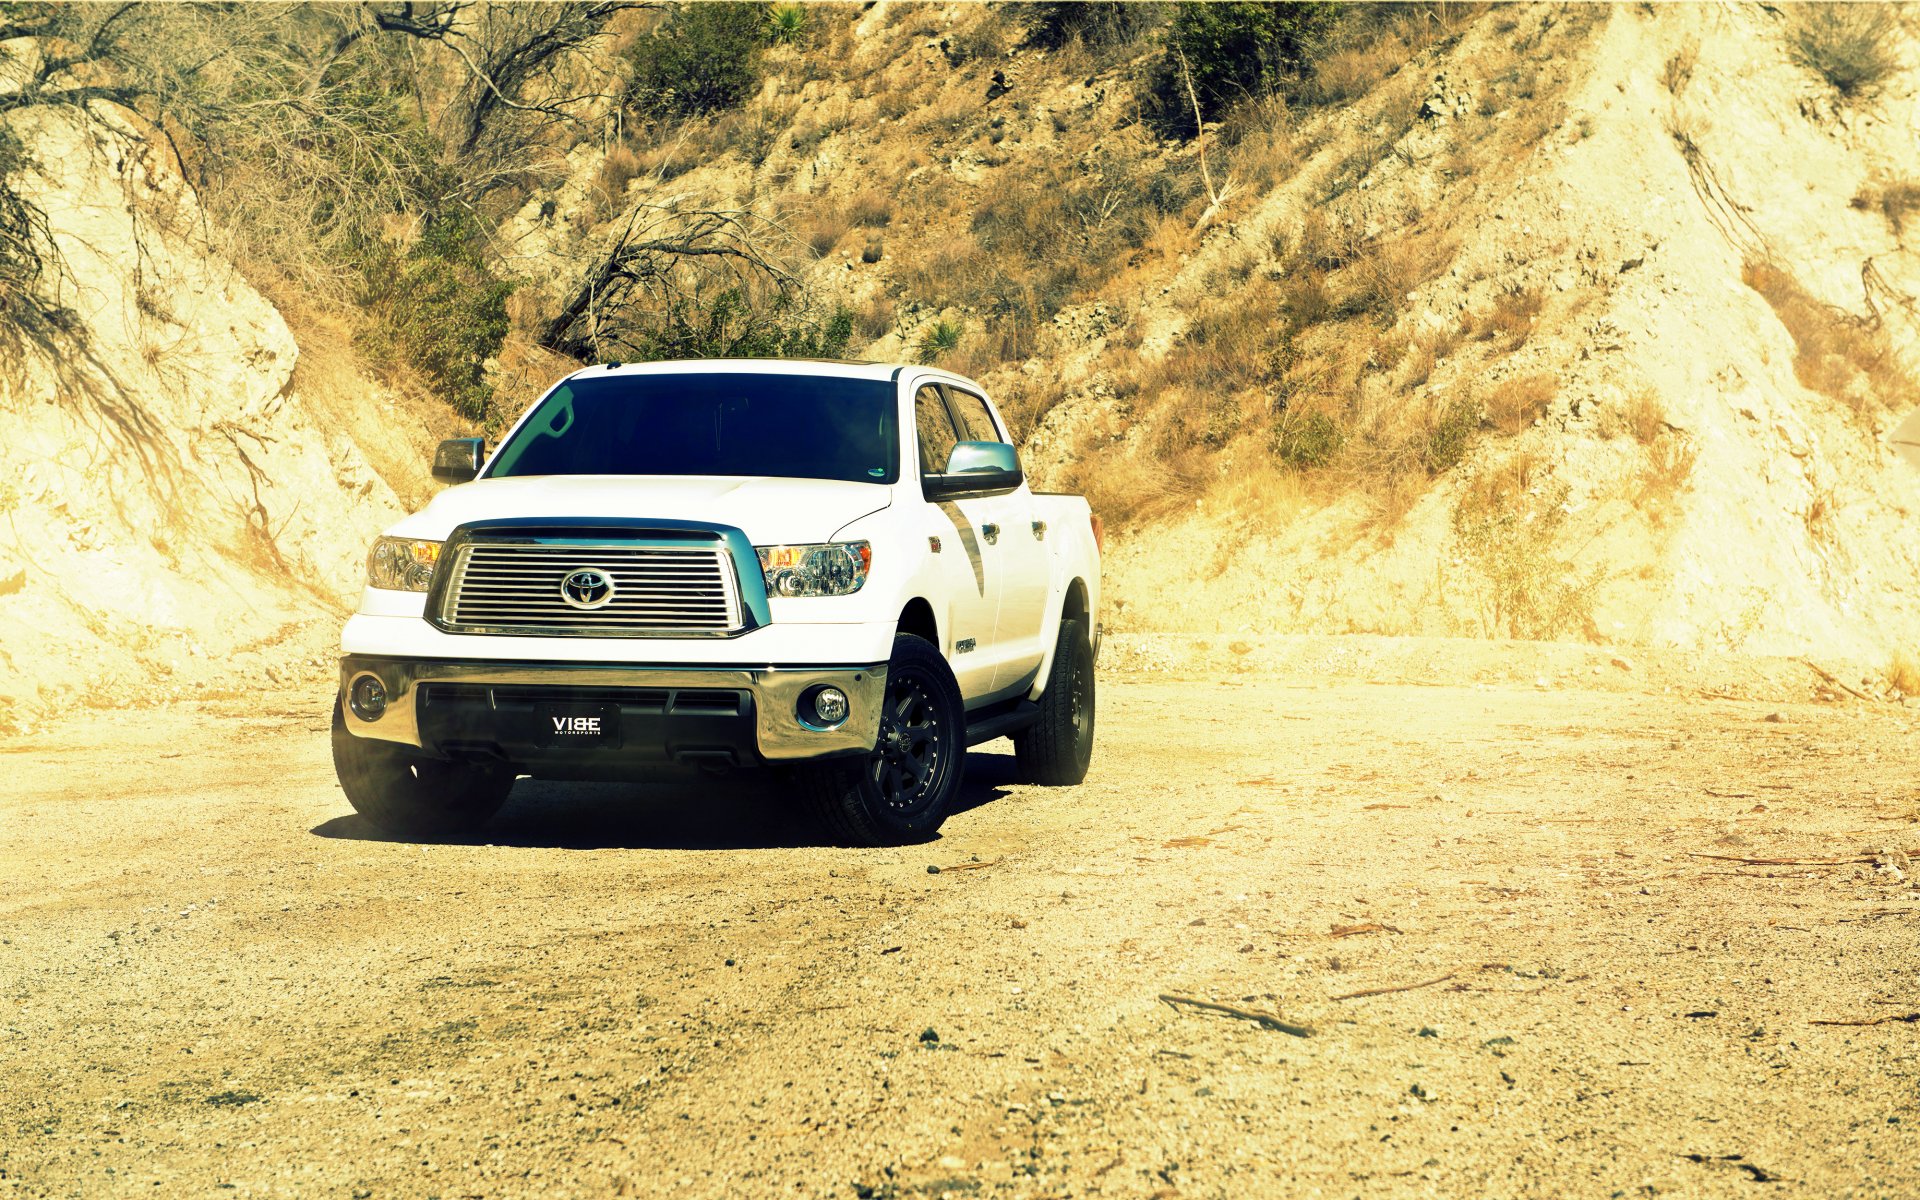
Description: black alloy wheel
871,666,947,817
797,633,965,845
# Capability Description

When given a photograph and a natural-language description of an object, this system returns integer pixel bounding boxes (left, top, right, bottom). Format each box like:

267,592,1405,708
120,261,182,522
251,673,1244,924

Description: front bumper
337,655,887,767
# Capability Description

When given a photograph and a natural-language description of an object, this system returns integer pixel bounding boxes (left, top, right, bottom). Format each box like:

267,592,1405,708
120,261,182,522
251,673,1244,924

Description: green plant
1151,1,1346,132
355,212,513,422
1423,397,1479,474
1270,409,1344,469
1023,2,1168,50
765,2,807,45
1786,3,1898,99
916,319,964,363
627,2,769,120
613,288,853,364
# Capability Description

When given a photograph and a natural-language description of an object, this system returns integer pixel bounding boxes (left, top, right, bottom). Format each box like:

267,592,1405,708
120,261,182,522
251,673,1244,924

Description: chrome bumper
338,656,887,761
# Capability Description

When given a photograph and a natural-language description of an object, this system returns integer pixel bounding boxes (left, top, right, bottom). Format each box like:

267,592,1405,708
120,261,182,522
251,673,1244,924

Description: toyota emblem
559,567,616,610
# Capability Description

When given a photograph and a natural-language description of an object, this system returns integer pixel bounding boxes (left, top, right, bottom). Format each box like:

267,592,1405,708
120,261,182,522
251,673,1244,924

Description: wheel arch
897,596,940,648
1027,577,1093,703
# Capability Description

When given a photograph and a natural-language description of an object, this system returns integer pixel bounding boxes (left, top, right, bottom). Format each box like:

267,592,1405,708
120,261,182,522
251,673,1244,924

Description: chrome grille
437,542,743,636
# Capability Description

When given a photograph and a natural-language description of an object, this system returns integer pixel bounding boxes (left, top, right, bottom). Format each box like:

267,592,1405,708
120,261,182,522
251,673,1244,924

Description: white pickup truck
333,359,1101,845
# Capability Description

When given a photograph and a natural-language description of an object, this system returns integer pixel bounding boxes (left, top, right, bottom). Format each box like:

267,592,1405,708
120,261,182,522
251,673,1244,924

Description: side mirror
432,437,485,483
924,441,1023,498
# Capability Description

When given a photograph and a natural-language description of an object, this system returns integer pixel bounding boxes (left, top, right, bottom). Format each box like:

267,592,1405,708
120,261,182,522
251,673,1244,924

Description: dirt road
3,644,1917,1198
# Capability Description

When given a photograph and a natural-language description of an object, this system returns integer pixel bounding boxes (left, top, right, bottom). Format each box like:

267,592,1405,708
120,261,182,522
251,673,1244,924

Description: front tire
797,633,965,846
1014,616,1095,785
331,704,515,838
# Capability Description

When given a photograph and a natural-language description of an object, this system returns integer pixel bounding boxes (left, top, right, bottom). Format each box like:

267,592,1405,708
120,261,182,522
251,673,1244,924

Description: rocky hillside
2,2,1918,731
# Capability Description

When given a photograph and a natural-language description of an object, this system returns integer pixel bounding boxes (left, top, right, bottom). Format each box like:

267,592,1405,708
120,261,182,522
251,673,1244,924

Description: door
944,385,1049,692
912,383,1000,700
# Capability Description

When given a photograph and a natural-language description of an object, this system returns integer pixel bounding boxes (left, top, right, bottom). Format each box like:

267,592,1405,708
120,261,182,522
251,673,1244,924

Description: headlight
755,541,871,597
367,537,442,592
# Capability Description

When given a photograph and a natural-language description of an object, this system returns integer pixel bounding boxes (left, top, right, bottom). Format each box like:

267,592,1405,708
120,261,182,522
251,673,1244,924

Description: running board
965,702,1042,747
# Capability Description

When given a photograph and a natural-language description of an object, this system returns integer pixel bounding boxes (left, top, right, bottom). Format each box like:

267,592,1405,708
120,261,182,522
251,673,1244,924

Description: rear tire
331,703,515,838
797,633,965,846
1014,616,1095,785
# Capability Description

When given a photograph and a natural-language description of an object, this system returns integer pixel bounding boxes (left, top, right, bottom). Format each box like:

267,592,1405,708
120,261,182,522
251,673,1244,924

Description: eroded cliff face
0,104,411,729
1074,4,1920,666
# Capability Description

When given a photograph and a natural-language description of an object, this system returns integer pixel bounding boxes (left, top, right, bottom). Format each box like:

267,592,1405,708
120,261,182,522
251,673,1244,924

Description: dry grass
1061,443,1213,533
1742,258,1918,417
1804,484,1837,543
1888,650,1920,697
847,189,894,229
802,205,851,257
1614,386,1666,445
1465,287,1544,351
1635,430,1698,524
592,143,643,220
1484,373,1555,436
853,293,892,341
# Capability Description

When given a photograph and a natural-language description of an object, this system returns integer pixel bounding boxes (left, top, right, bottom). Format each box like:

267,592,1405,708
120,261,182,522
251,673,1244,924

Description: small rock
1418,1026,1440,1038
1409,1082,1436,1101
919,1028,940,1044
1763,712,1788,723
927,864,941,874
1610,655,1634,672
937,1154,967,1170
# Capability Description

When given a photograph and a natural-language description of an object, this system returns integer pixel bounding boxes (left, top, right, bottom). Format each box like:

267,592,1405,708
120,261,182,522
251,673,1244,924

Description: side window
914,384,959,477
945,388,1004,445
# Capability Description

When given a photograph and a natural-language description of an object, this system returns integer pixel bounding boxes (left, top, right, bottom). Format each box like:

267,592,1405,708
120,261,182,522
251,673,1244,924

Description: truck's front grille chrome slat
436,540,746,637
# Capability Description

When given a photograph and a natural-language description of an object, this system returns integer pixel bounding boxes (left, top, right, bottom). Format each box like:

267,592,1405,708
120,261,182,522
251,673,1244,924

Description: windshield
486,373,899,484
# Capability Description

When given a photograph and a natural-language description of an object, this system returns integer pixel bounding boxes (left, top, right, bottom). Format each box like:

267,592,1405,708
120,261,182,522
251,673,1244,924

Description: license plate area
532,702,623,748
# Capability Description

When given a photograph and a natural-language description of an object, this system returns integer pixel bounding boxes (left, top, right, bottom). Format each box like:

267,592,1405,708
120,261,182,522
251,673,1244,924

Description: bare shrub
1452,462,1600,641
1485,373,1555,435
1742,259,1918,416
1852,179,1920,239
1786,3,1899,99
1661,36,1699,96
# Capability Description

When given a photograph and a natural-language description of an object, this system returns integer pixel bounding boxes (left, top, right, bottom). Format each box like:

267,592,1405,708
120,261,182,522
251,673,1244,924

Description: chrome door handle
980,523,999,544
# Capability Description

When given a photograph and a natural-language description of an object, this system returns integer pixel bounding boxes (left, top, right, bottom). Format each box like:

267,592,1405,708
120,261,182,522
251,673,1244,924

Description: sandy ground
3,644,1918,1199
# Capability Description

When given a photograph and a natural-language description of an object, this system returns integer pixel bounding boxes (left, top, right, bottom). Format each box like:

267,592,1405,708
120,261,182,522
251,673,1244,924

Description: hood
386,475,894,545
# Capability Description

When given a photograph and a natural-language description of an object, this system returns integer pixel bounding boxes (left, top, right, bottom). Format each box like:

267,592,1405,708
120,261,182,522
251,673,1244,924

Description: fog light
348,674,388,721
810,686,850,726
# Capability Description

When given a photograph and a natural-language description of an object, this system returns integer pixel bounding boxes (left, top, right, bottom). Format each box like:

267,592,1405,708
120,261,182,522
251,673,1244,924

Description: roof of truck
568,358,907,383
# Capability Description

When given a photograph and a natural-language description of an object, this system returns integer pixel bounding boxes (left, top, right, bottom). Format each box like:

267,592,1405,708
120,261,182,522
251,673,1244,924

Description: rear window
486,373,899,485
